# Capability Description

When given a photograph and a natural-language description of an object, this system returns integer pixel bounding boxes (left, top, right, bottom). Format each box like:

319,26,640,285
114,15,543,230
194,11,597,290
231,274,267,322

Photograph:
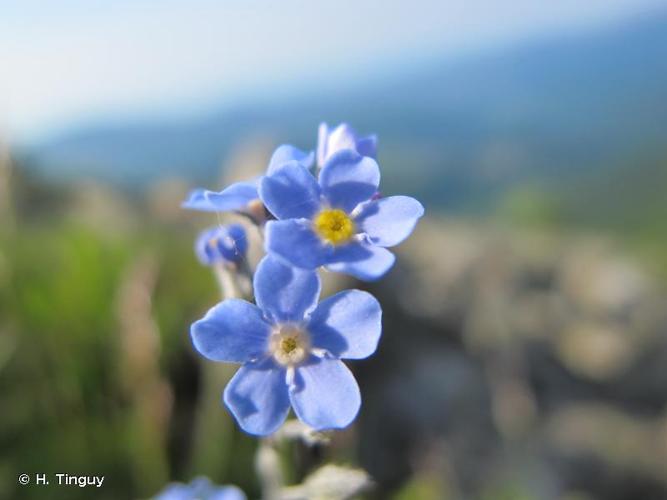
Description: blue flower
154,477,245,500
190,256,382,436
182,145,314,219
317,122,377,167
195,224,248,266
260,151,424,281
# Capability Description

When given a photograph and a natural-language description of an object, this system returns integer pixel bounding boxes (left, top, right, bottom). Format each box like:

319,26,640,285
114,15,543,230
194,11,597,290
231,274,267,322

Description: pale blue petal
191,300,271,363
319,123,357,165
316,122,330,167
195,226,226,265
223,359,290,436
289,357,361,430
202,182,259,212
317,123,378,166
259,163,322,220
325,241,396,281
254,255,321,323
356,196,424,247
319,150,380,212
308,290,382,359
265,220,332,269
267,144,315,175
182,188,219,211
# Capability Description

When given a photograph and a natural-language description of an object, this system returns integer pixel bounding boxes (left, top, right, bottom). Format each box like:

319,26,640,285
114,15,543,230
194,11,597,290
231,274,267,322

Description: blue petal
265,220,332,269
254,255,321,324
259,163,322,220
308,290,382,359
325,241,396,281
209,486,247,500
217,223,248,261
319,150,380,212
267,144,315,175
156,477,245,500
223,358,290,436
356,196,424,247
154,483,193,500
205,181,260,212
188,477,215,497
195,224,248,265
356,134,378,159
289,357,361,430
191,300,271,363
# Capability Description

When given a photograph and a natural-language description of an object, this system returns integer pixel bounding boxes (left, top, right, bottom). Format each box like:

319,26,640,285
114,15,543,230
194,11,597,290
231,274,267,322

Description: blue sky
0,0,663,142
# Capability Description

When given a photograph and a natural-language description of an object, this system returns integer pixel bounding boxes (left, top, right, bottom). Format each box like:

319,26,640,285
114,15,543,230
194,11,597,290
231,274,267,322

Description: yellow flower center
280,337,298,354
313,209,355,245
270,325,310,366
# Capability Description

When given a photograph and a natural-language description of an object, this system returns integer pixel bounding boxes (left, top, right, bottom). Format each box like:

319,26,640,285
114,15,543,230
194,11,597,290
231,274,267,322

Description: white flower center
269,324,311,366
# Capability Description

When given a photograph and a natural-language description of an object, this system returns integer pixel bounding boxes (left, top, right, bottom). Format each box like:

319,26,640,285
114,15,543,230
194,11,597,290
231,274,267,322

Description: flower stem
255,438,283,500
212,262,243,299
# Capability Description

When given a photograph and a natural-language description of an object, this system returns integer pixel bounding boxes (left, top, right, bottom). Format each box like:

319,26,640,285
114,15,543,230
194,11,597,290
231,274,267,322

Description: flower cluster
184,123,423,436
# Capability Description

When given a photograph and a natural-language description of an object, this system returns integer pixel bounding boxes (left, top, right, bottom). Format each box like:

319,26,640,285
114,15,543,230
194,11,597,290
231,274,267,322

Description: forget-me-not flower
317,122,377,167
182,145,314,220
190,255,382,436
195,224,247,266
260,151,424,281
154,476,246,500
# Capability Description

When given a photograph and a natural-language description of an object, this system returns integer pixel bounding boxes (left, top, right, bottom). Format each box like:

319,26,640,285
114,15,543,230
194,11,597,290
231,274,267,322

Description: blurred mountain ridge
24,9,667,213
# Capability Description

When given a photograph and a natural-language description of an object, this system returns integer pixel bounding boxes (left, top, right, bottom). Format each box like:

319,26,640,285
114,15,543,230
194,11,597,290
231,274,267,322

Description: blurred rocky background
3,138,667,499
358,220,667,500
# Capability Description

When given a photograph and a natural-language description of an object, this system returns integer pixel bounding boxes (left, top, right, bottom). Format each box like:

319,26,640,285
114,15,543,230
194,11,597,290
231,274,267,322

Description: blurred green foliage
1,222,135,499
0,169,261,499
499,154,667,279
